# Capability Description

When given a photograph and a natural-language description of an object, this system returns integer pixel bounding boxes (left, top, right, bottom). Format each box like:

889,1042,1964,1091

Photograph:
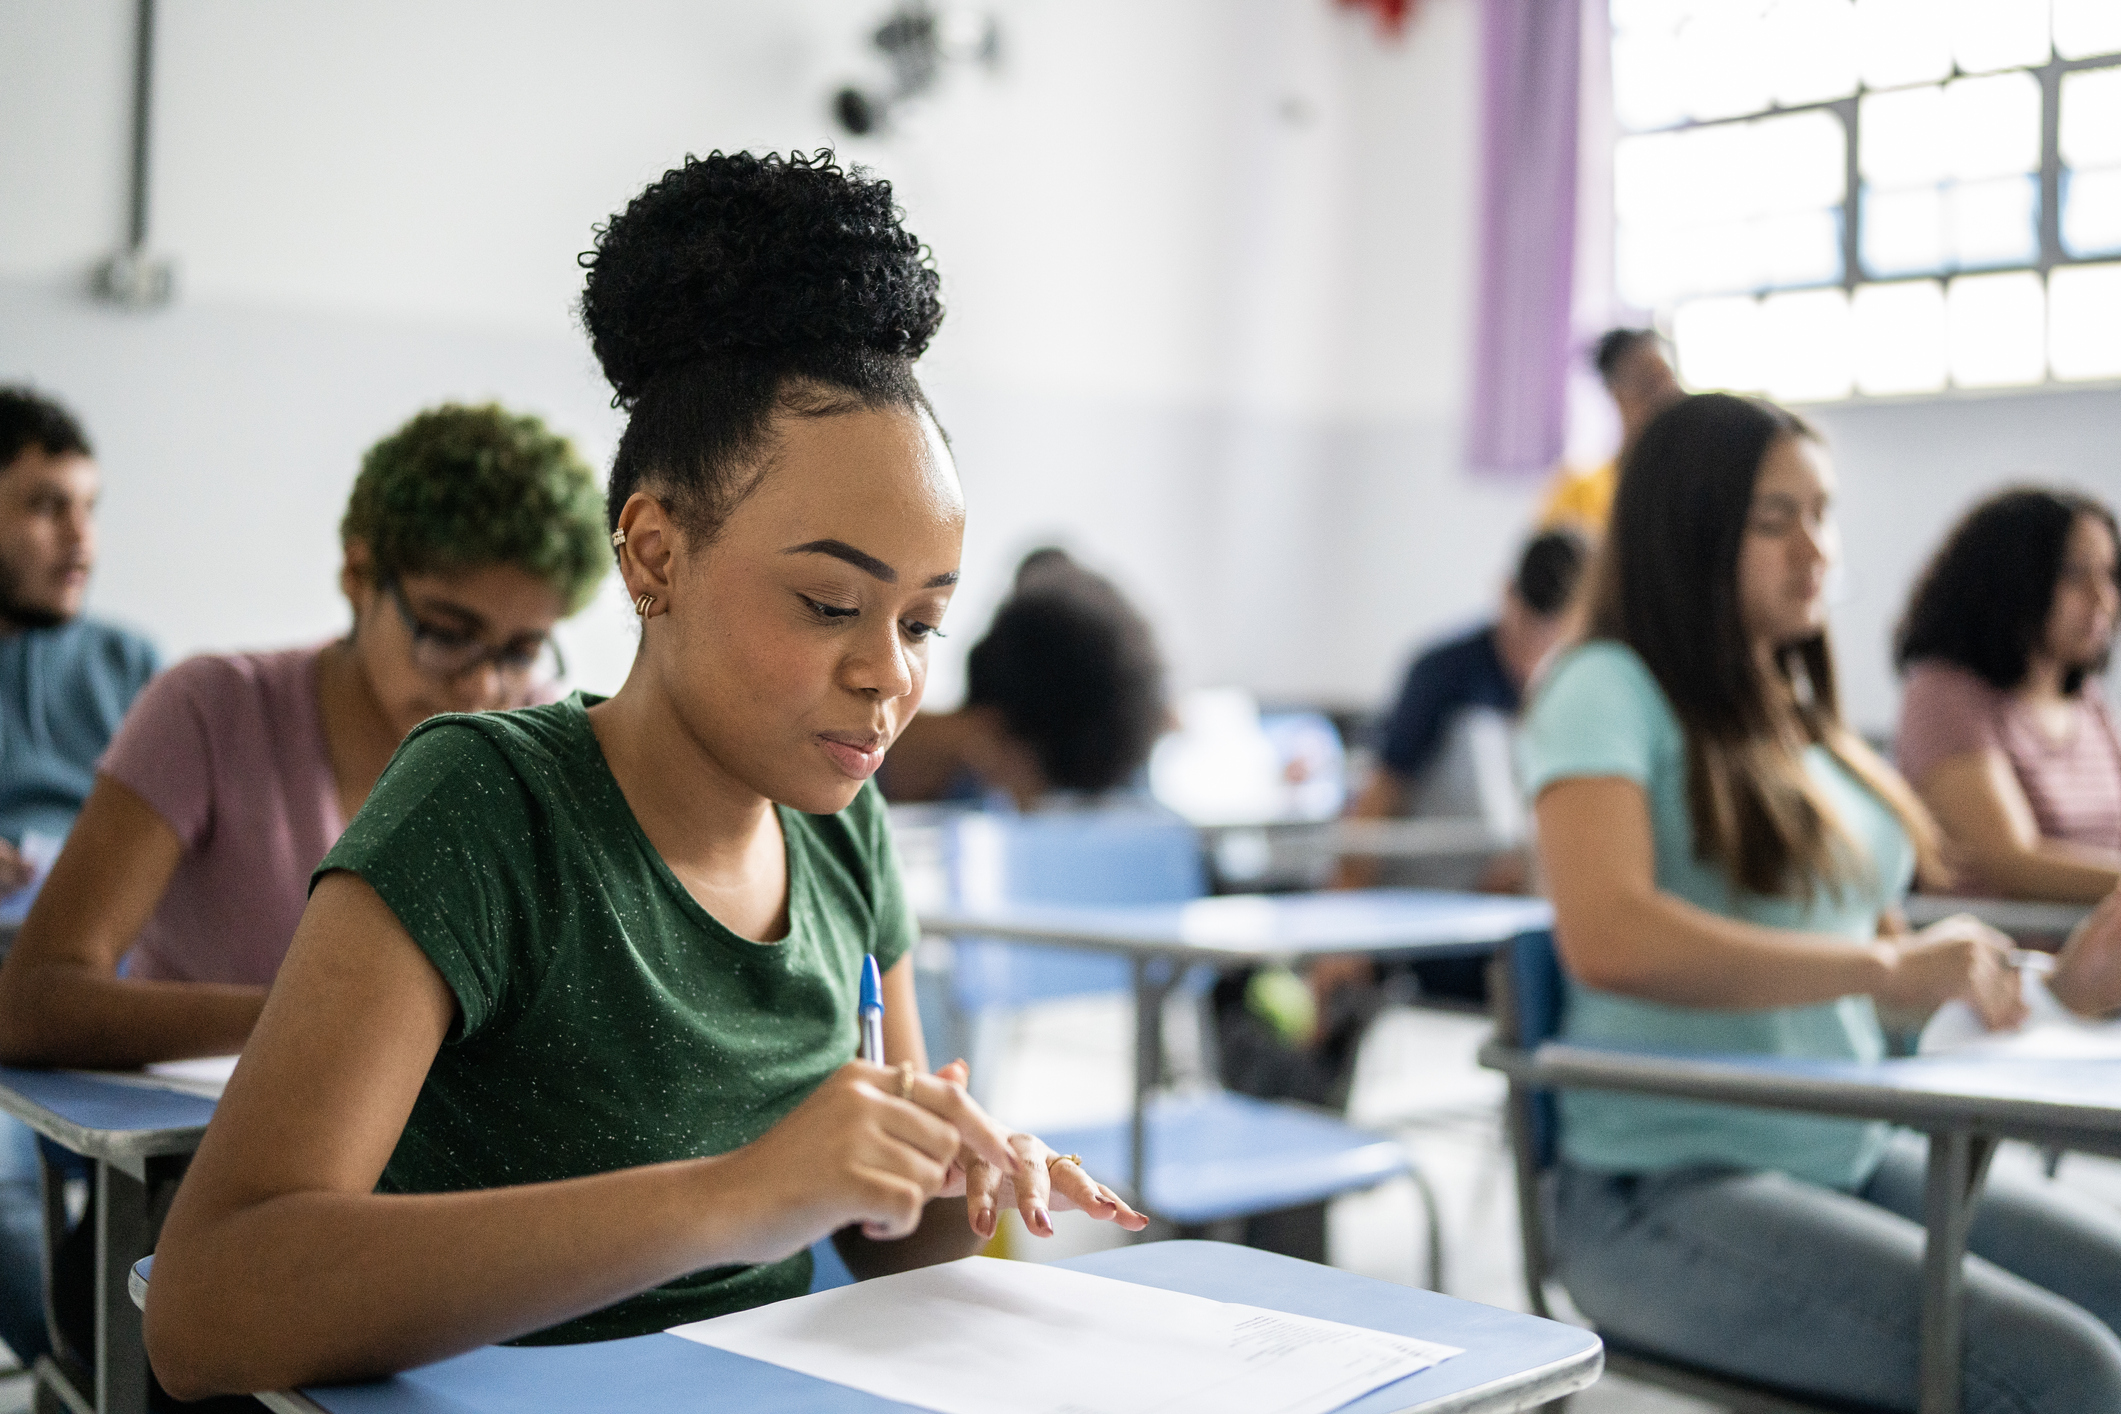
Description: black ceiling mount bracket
92,0,175,308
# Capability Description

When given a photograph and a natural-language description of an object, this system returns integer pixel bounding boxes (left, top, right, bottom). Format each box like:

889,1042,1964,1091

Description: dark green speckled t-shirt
312,692,916,1344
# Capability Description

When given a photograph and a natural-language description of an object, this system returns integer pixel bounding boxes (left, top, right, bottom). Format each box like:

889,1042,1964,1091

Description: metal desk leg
1919,1128,1996,1414
1129,954,1177,1217
94,1160,150,1414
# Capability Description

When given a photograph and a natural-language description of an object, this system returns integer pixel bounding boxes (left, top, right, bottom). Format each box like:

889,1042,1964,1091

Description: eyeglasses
383,580,565,683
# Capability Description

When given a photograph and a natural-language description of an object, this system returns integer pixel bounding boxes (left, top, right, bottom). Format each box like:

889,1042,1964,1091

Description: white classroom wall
1,0,2116,736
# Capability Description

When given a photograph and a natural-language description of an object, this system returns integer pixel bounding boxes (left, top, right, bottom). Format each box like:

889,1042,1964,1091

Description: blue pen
858,952,885,1063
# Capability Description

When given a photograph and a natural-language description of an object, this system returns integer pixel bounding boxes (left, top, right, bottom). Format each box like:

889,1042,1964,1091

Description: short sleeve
1895,661,2001,789
97,655,223,849
1517,642,1674,797
852,783,918,974
314,721,535,1040
1377,649,1460,777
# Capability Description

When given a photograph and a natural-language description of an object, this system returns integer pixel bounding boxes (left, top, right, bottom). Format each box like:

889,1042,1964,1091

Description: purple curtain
1466,0,1582,476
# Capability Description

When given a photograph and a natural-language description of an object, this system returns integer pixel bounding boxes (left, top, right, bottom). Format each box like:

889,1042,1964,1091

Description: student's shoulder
65,617,160,681
393,695,589,783
120,644,317,728
1898,658,2003,716
1537,639,1666,710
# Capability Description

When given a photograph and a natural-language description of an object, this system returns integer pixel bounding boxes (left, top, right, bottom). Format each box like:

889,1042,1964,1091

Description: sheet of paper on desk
1921,971,2121,1059
68,1055,239,1100
668,1256,1459,1414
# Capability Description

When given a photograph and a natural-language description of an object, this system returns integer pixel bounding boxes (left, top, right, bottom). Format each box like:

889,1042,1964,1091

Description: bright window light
2064,167,2121,256
1863,185,1945,275
1945,73,2043,181
1761,210,1845,287
1946,271,2047,386
2061,66,2121,169
2049,262,2121,379
1952,0,2052,74
1861,86,1947,187
1767,0,1860,106
1754,110,1849,212
1760,288,1855,401
2054,0,2121,59
1679,11,1776,121
1856,0,1954,90
1948,176,2041,267
1614,28,1689,131
1673,296,1765,392
1853,280,1948,394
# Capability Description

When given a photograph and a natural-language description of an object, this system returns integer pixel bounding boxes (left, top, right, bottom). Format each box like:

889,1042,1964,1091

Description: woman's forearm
1557,884,1890,1010
0,963,264,1067
1956,838,2121,906
146,1153,777,1400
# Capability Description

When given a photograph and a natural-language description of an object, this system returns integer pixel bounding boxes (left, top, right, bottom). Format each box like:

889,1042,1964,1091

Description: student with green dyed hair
0,401,608,1073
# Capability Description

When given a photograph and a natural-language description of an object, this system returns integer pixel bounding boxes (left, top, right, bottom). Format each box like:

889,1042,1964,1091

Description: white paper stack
1920,965,2121,1059
670,1256,1459,1414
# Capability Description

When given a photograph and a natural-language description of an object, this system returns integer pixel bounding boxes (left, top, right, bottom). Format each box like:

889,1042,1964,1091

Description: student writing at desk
1524,393,2121,1411
1895,488,2121,904
143,151,1145,1401
0,388,159,1380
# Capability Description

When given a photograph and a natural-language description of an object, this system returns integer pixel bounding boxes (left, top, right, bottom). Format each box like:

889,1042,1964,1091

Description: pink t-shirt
1897,659,2121,884
100,646,343,985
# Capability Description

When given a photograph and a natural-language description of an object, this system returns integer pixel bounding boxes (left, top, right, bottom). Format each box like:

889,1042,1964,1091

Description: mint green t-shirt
314,694,917,1343
1518,642,1912,1191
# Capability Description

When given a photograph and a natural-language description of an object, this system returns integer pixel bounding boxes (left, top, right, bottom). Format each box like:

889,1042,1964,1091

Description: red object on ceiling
1337,0,1419,38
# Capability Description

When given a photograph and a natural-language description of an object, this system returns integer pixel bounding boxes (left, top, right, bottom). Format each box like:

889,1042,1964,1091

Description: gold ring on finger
896,1062,917,1101
1046,1152,1083,1170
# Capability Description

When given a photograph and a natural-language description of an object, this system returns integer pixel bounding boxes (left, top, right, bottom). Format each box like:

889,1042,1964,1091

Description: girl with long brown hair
1522,392,2121,1409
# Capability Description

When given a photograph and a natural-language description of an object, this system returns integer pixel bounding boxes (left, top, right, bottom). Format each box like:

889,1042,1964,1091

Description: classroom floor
989,994,2121,1414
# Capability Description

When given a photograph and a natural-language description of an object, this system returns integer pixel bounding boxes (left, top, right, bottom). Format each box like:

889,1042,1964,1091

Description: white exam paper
669,1256,1459,1414
0,831,63,927
66,1054,239,1101
1920,967,2121,1060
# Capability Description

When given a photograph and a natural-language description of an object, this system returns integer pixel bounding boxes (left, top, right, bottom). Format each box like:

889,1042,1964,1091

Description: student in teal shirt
1521,393,2121,1411
142,152,1146,1400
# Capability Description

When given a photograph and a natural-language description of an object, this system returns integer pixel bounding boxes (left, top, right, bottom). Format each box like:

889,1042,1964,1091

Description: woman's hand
2050,888,2121,1018
926,1059,1148,1242
1875,914,2026,1031
719,1058,1025,1260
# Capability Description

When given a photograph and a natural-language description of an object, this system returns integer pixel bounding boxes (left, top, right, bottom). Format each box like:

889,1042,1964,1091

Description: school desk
1477,1042,2121,1414
133,1240,1602,1414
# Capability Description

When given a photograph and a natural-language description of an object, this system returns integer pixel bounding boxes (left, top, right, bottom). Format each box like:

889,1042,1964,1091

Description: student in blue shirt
1522,392,2121,1410
0,387,157,1374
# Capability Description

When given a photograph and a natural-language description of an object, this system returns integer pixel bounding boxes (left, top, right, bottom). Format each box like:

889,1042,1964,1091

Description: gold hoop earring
634,594,655,617
610,529,626,549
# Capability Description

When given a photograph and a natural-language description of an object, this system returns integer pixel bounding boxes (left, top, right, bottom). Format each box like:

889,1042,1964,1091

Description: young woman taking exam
1525,393,2121,1409
144,151,1144,1400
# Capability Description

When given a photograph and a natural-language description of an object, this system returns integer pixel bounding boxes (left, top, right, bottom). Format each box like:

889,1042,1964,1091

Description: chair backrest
1491,929,1565,1171
947,811,1207,1012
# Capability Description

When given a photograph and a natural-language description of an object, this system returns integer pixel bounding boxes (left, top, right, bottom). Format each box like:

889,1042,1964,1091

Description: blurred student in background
0,387,158,1376
1895,488,2121,904
0,403,606,1073
1525,393,2121,1410
879,548,1166,809
1335,527,1587,897
1537,328,1683,534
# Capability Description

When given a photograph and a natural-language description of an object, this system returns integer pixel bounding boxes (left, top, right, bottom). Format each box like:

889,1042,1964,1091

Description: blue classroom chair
928,810,1444,1290
1486,932,1890,1414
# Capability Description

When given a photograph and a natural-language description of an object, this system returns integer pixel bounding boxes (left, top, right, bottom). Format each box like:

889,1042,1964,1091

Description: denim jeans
0,1115,47,1368
1552,1132,2121,1414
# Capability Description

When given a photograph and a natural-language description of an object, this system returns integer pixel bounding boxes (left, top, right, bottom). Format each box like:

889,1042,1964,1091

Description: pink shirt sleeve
96,655,229,849
1896,660,2004,790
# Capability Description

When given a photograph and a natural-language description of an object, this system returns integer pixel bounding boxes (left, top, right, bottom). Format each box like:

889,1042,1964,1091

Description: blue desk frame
0,1065,215,1414
918,889,1555,1203
1479,1042,2121,1414
227,1241,1601,1414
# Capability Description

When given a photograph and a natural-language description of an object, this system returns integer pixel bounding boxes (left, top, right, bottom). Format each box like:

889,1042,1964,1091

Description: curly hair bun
581,150,943,408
